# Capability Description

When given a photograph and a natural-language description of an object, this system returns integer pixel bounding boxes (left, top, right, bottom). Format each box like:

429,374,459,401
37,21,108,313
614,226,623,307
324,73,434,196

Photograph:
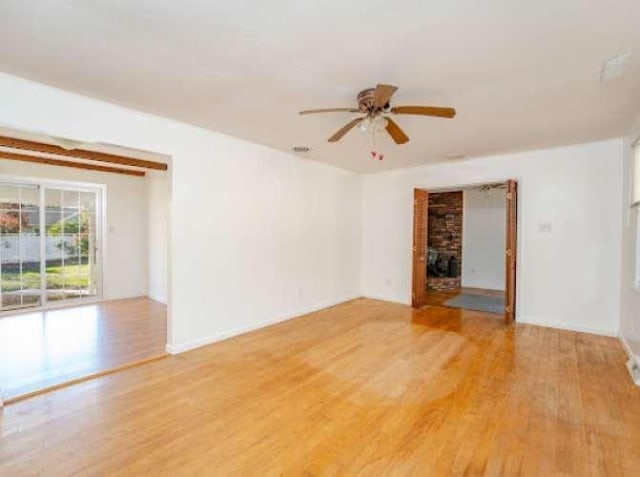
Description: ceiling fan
299,84,456,145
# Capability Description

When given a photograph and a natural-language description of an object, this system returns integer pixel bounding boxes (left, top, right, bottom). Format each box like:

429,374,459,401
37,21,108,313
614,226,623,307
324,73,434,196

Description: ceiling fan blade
390,106,456,118
299,108,360,115
328,118,363,142
373,84,398,109
385,117,410,144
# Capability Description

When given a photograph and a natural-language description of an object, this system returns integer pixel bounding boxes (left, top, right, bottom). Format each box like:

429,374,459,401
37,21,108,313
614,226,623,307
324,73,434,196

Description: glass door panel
44,188,65,302
79,198,98,297
19,187,41,307
0,184,41,310
44,188,99,303
0,183,100,312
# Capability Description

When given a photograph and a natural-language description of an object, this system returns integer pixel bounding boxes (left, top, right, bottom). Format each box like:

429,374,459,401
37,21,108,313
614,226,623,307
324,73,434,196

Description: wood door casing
505,179,518,324
412,189,428,307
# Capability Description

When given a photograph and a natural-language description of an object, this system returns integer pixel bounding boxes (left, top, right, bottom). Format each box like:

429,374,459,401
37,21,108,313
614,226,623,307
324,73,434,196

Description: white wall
362,139,623,335
0,160,149,301
620,112,640,359
147,171,169,304
0,73,362,353
461,188,506,291
0,72,629,348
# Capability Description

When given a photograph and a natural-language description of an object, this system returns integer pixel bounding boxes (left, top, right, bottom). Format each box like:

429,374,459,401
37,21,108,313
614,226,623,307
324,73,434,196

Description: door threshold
0,297,103,319
2,353,169,405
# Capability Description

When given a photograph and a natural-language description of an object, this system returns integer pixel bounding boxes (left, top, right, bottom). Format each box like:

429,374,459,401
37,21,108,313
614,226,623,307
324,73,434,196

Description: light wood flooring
1,298,639,475
425,286,504,308
0,297,166,401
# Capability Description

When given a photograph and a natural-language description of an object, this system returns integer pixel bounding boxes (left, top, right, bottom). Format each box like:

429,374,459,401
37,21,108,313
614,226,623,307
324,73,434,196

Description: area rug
443,294,505,314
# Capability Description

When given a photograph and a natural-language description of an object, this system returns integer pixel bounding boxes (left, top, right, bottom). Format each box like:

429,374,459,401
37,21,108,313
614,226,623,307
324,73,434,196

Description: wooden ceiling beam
0,150,146,177
0,136,167,171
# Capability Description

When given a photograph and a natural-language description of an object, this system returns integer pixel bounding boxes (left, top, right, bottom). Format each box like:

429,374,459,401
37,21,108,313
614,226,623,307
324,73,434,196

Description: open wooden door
412,189,429,307
505,179,518,324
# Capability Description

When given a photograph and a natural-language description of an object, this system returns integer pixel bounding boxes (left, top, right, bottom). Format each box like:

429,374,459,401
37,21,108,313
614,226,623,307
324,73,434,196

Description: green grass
1,264,91,291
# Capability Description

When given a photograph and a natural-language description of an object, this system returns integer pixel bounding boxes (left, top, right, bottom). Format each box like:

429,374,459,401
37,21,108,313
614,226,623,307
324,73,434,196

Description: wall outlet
384,278,392,287
538,222,552,233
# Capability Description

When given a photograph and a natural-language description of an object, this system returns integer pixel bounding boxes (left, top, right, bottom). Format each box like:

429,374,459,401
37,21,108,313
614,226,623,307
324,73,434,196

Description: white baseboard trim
147,293,167,305
165,294,361,355
516,318,618,337
620,334,640,362
361,293,411,306
621,336,640,386
362,298,619,337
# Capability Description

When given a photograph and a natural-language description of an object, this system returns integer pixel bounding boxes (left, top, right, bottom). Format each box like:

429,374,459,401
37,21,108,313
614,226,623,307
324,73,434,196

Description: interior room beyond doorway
424,184,508,315
0,128,171,403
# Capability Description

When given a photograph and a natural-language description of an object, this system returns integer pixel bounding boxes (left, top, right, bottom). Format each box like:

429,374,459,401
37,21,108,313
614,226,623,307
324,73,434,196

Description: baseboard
165,293,361,355
147,292,167,305
620,334,640,362
516,317,619,337
363,296,620,338
361,292,411,306
621,336,640,386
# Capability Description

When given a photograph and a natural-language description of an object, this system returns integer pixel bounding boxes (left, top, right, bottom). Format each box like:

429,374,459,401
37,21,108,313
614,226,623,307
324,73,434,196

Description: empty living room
1,2,640,475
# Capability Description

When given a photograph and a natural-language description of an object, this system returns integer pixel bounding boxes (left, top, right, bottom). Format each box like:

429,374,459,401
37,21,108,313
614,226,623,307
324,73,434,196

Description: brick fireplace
427,191,462,291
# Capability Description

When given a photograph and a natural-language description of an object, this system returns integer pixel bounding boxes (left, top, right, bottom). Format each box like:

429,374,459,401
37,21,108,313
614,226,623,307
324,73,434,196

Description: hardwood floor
0,297,167,401
1,298,639,475
425,288,464,306
425,287,504,307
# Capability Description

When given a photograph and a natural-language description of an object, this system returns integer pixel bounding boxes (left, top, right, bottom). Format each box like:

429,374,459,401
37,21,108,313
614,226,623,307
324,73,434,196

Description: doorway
0,130,171,405
412,180,518,323
0,181,102,312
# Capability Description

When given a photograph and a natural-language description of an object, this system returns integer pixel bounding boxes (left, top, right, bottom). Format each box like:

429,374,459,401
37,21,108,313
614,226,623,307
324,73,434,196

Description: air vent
445,154,465,161
292,146,310,153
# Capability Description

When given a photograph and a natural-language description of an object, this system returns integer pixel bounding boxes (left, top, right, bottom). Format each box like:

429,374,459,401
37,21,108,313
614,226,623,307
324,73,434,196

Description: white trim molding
620,335,640,386
165,294,361,355
147,293,167,305
516,317,619,337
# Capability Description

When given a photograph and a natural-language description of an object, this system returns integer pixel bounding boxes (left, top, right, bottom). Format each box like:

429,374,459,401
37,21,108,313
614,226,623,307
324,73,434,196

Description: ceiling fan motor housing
357,88,389,114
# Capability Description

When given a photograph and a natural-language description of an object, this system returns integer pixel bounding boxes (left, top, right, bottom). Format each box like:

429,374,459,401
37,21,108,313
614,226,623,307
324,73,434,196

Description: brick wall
427,191,462,291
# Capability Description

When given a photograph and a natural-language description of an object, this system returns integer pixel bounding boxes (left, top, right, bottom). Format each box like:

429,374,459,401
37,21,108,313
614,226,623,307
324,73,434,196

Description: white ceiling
0,1,639,172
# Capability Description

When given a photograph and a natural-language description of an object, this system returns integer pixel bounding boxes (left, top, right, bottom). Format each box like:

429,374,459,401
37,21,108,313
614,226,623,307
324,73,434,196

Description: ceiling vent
445,154,465,161
600,53,632,82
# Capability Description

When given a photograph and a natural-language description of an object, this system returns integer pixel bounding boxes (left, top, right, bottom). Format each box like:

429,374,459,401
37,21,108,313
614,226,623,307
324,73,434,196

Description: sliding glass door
0,181,101,312
44,188,99,303
0,184,41,310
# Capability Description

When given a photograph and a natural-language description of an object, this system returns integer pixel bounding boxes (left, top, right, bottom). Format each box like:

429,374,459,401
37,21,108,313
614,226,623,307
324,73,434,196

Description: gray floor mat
443,294,505,314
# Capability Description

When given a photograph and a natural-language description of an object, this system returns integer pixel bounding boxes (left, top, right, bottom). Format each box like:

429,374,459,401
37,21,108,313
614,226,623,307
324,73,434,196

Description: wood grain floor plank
1,298,639,475
0,297,167,401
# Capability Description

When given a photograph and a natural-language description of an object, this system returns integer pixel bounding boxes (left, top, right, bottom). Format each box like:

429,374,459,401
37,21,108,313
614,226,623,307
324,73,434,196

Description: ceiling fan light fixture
298,83,455,150
359,115,388,134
